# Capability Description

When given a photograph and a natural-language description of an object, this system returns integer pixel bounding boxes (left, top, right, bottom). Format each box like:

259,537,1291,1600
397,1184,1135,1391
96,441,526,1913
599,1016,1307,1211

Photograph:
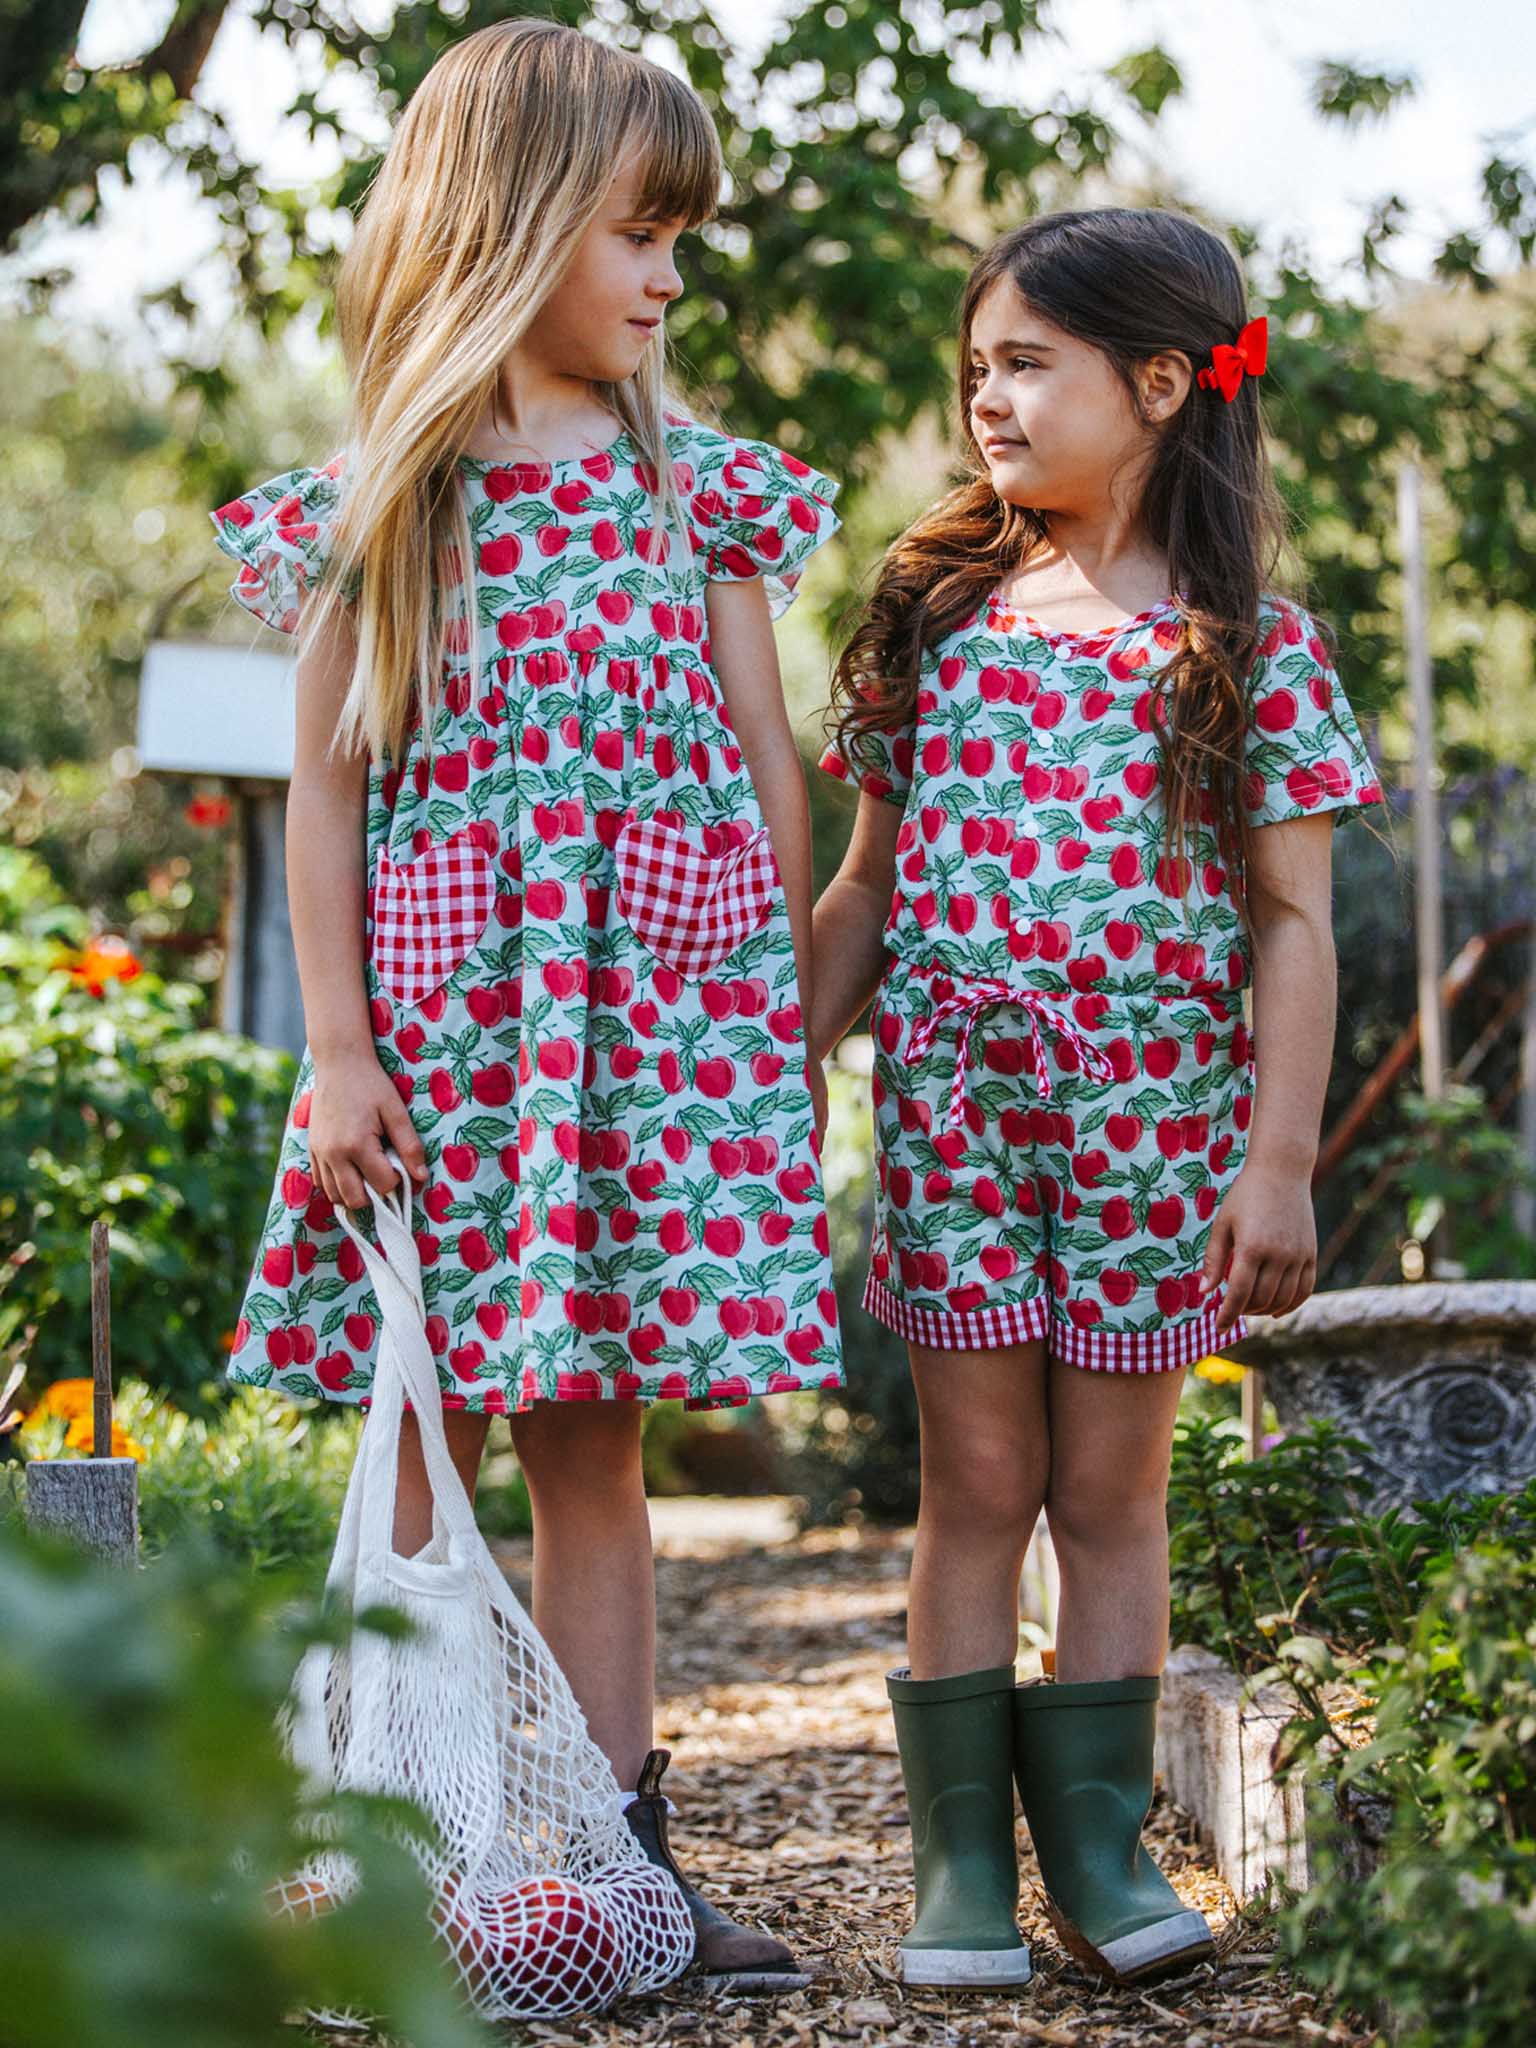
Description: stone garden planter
1225,1280,1536,1507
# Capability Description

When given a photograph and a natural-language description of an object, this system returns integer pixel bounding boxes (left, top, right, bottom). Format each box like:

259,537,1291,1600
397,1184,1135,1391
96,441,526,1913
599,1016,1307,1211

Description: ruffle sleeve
684,426,842,620
1242,600,1384,829
208,453,355,636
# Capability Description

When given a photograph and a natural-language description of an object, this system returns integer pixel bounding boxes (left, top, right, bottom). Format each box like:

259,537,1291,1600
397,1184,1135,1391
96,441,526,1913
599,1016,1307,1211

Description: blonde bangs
625,69,724,230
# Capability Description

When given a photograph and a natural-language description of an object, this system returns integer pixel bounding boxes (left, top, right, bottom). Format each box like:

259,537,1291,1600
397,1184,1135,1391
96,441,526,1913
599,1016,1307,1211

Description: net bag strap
329,1153,482,1568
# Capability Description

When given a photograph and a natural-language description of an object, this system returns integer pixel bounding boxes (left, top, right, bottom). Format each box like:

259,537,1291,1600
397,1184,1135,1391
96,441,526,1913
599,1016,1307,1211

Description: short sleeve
208,454,355,636
686,427,842,621
1242,603,1384,829
816,727,912,807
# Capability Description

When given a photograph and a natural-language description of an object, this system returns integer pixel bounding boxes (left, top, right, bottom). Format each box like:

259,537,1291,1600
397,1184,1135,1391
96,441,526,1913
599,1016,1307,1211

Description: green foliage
0,1515,489,2048
128,1380,360,1575
1169,1419,1536,2045
1354,1084,1536,1279
0,846,294,1408
1167,1412,1536,1675
1273,1540,1536,2048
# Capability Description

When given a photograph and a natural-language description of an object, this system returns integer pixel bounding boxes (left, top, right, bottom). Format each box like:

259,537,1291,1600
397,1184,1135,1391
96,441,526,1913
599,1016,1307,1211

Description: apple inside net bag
268,1150,694,2021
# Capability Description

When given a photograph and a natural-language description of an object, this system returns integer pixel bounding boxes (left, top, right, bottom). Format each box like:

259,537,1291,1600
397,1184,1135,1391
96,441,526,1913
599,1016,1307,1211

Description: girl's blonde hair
307,19,723,768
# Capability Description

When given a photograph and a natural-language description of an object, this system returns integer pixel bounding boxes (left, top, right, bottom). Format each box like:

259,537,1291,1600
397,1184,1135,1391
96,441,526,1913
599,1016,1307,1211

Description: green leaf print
1125,1245,1178,1281
242,1292,283,1333
743,1344,789,1372
427,799,465,840
673,1102,729,1139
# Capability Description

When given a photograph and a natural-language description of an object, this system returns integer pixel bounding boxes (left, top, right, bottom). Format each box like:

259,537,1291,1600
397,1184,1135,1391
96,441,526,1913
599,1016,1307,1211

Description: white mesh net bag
268,1151,696,2021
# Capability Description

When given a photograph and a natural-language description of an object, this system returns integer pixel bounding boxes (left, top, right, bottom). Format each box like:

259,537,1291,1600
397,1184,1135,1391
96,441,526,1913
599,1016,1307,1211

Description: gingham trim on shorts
861,1272,1248,1374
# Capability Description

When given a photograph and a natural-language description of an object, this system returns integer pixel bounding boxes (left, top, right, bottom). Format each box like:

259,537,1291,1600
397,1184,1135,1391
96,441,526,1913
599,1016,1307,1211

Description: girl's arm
705,576,825,1134
809,790,903,1063
287,601,428,1209
1204,813,1337,1334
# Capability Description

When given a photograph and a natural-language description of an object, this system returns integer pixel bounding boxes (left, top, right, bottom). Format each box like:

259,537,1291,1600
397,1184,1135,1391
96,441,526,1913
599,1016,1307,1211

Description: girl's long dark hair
829,208,1293,924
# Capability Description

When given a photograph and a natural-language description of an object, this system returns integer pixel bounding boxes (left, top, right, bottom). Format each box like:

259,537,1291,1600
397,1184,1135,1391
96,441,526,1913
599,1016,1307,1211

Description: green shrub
1275,1540,1536,2048
1168,1412,1536,1676
0,847,293,1411
0,1516,489,2048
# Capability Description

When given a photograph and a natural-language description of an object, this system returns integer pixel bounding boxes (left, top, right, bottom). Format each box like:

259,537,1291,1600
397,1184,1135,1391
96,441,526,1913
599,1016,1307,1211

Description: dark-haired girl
812,209,1382,1990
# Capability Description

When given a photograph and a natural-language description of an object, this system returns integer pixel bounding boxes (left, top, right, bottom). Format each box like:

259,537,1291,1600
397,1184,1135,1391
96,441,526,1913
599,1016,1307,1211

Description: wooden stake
25,1219,139,1565
1399,458,1447,1101
92,1218,112,1459
1398,457,1450,1277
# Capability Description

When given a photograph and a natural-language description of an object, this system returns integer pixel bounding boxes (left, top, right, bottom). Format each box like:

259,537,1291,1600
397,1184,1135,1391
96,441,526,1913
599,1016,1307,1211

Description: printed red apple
1147,1194,1185,1239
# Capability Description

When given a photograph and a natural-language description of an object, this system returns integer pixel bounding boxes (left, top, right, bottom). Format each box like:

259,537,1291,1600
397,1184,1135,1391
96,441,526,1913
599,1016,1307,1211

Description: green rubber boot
1012,1675,1213,1985
886,1665,1033,1988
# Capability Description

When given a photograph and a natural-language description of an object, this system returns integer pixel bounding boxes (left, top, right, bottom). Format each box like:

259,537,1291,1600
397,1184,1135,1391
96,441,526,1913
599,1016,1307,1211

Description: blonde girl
211,20,845,1991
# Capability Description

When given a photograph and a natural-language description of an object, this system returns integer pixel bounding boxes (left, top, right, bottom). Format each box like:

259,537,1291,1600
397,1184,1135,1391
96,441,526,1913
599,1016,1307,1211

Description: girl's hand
808,1055,830,1149
309,1050,429,1211
1201,1161,1317,1336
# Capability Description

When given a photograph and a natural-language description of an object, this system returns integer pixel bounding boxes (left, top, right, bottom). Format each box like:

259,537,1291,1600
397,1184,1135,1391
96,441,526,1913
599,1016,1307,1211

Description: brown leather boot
624,1749,812,1994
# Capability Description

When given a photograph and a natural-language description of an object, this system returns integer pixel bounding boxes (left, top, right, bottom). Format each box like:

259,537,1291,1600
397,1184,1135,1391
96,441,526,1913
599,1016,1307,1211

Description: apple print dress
818,590,1382,1371
210,415,846,1415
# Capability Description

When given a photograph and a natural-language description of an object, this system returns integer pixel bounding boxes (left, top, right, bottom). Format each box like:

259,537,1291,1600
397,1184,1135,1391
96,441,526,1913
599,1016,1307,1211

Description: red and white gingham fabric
368,827,497,1006
859,1274,1246,1372
904,976,1118,1129
613,814,780,980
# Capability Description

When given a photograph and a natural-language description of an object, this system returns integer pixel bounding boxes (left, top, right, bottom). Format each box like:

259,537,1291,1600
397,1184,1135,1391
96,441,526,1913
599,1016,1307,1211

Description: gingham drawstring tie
903,978,1117,1130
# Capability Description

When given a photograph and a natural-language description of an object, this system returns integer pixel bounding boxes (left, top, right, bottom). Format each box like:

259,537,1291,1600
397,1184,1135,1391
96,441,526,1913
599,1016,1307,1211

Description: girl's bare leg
906,1339,1051,1678
1043,1359,1186,1682
510,1400,655,1790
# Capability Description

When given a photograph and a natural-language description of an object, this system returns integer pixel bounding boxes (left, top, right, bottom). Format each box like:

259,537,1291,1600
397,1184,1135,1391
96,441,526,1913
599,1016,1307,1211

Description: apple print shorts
862,954,1255,1371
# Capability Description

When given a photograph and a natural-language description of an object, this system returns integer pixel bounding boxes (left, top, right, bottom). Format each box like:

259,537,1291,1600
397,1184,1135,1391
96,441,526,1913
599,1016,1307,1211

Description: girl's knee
922,1431,1043,1547
512,1399,644,1496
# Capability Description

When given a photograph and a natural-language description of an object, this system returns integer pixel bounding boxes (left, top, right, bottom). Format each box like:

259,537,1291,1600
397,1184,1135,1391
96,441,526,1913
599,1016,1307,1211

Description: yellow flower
61,1413,146,1462
1194,1354,1247,1386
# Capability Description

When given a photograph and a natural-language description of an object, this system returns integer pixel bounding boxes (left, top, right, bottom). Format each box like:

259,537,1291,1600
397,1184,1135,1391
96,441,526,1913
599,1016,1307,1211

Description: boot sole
1044,1896,1213,1986
899,1944,1033,1987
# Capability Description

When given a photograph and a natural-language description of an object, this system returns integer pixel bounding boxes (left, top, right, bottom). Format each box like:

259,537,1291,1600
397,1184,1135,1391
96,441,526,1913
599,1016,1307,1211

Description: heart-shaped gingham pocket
368,828,497,1006
613,815,780,979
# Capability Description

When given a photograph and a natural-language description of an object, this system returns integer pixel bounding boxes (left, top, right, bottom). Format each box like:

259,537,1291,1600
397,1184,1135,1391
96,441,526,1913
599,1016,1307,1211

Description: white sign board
137,637,297,781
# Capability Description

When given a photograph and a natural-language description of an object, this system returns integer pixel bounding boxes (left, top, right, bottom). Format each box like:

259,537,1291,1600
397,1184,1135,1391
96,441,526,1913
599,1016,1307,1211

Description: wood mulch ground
317,1504,1377,2047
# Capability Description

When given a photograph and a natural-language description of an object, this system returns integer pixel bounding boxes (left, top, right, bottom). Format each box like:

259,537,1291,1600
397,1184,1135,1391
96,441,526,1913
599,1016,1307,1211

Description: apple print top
208,414,847,1416
818,589,1382,1368
817,590,1383,1006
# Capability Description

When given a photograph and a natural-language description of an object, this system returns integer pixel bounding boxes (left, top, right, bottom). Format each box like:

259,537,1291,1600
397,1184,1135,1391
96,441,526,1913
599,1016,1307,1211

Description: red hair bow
1197,316,1268,402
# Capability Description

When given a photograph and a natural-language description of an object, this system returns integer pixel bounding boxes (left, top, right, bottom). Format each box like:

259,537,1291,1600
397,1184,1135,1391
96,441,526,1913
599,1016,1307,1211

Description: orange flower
62,1413,146,1462
25,1378,97,1424
65,936,142,998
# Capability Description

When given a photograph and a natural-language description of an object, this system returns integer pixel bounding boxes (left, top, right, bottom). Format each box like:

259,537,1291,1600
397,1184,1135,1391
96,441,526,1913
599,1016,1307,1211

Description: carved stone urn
1226,1282,1536,1506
